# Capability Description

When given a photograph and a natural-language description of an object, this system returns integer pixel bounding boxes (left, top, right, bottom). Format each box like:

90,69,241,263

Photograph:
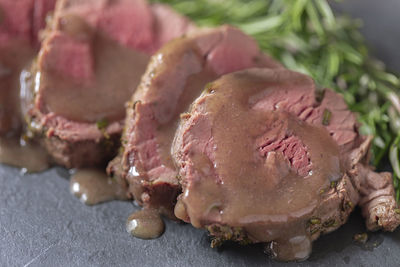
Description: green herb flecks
96,118,109,130
97,118,110,140
309,217,321,225
322,109,332,126
153,0,400,199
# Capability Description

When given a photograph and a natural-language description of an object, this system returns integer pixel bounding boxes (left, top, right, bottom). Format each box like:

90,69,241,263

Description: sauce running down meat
25,0,193,169
36,14,150,123
172,69,348,261
0,137,49,173
0,42,51,172
1,1,398,261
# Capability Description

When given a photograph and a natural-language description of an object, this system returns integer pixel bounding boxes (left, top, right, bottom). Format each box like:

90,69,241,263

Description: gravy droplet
174,198,189,221
126,209,165,239
70,168,128,205
0,137,50,173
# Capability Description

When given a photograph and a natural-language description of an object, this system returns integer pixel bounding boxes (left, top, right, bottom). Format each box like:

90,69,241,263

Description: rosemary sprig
153,0,400,199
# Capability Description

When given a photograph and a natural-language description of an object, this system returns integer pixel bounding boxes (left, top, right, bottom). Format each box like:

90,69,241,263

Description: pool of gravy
70,168,128,205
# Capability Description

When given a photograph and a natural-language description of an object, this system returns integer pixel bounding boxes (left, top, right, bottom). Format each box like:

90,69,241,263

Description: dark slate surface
332,0,400,72
1,1,400,266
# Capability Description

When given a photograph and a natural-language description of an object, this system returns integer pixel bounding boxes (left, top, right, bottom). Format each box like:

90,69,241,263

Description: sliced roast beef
0,0,56,46
0,0,56,136
25,0,193,168
0,0,33,45
108,25,282,217
172,68,400,261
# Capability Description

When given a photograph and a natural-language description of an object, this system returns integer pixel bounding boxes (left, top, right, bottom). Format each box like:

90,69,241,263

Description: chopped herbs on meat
322,108,332,126
96,118,109,130
309,218,321,225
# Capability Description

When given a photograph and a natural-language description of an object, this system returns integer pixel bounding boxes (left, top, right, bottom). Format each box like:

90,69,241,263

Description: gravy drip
70,168,128,205
38,14,150,123
0,137,50,173
126,208,165,239
0,41,51,173
178,69,343,261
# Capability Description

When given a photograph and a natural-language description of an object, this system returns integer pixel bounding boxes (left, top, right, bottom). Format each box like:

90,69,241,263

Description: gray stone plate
1,1,400,266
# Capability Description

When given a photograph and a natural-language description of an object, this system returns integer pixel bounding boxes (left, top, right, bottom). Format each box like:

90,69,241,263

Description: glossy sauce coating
38,14,149,123
175,69,343,261
0,40,50,172
0,137,50,173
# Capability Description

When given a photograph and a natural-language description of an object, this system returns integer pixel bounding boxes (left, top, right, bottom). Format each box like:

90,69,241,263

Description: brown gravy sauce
38,14,150,123
0,3,165,242
0,40,52,172
178,70,343,261
0,137,50,173
126,208,165,239
70,168,128,205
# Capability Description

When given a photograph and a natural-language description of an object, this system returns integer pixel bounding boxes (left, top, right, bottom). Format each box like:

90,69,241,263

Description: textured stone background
1,1,400,266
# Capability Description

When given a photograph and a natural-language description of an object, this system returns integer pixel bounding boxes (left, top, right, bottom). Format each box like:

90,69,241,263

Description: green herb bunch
153,0,400,199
